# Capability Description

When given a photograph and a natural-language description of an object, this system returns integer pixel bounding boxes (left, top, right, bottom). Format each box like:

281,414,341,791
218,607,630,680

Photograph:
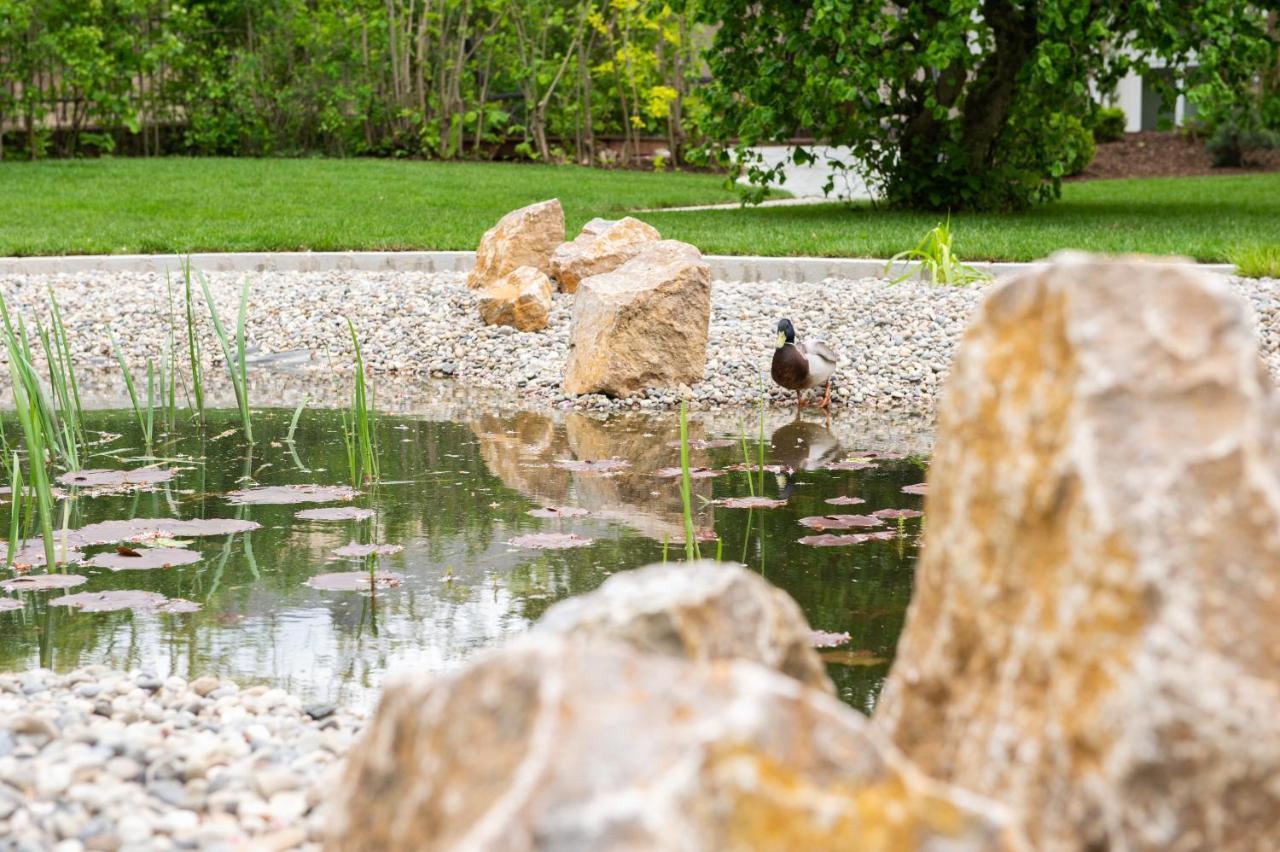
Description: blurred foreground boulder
326,564,1022,851
876,254,1280,851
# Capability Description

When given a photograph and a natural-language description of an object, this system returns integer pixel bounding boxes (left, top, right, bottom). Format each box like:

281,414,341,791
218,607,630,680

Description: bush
1205,108,1278,167
1060,116,1097,177
1091,107,1127,143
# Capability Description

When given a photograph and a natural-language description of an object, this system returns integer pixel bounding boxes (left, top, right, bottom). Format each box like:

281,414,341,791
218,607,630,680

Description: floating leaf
665,438,735,450
0,599,20,611
87,547,201,572
820,649,886,667
825,461,877,472
332,542,404,558
873,508,924,520
226,485,358,505
825,496,866,506
50,590,201,613
798,532,894,547
555,459,630,474
306,571,405,591
901,483,929,495
295,507,376,522
807,629,851,648
654,467,724,479
719,496,787,509
57,468,176,489
9,543,85,570
509,532,594,549
0,574,88,592
798,514,884,531
527,506,589,519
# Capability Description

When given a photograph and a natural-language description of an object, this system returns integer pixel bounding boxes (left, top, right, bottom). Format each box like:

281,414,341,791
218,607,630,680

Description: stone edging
0,251,1238,282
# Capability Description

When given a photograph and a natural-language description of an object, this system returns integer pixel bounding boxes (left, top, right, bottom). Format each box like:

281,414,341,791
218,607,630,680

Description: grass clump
887,218,992,286
1231,245,1280,279
339,320,379,487
198,273,253,443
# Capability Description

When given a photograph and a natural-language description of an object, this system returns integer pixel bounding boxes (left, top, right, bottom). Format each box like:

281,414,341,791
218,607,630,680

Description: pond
0,403,928,714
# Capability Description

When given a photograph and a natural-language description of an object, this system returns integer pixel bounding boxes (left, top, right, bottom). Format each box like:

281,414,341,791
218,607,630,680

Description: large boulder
563,240,711,397
466,199,564,290
550,216,661,293
478,265,553,332
327,637,1022,851
536,561,832,692
875,254,1280,851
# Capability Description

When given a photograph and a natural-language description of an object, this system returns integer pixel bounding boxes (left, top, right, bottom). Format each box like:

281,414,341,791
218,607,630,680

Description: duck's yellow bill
776,331,786,347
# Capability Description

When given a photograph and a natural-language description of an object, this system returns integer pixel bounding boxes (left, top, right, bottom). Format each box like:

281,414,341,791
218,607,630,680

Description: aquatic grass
108,329,153,453
342,320,380,486
182,260,205,425
5,360,57,570
6,452,21,569
45,291,86,451
0,297,78,471
677,401,700,562
197,272,252,443
887,217,992,286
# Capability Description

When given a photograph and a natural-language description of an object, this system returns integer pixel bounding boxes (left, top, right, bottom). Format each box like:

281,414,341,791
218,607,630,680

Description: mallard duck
771,318,838,408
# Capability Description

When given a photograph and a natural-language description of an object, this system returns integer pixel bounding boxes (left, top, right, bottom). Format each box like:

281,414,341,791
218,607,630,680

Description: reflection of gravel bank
0,667,362,850
1,270,1273,414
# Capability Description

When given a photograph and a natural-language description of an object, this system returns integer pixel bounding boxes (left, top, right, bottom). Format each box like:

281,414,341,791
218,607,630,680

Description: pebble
0,667,364,851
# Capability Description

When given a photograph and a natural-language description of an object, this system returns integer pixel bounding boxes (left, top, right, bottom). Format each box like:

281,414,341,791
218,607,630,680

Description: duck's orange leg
819,381,832,409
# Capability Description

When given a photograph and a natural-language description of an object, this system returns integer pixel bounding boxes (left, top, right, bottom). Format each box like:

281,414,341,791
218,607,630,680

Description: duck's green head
775,318,795,348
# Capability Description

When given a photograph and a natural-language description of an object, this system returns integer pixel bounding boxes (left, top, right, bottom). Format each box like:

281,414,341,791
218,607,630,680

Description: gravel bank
1,269,1275,413
0,667,362,851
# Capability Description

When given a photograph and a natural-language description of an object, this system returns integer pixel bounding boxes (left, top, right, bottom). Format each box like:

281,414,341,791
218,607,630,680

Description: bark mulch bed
1074,131,1280,181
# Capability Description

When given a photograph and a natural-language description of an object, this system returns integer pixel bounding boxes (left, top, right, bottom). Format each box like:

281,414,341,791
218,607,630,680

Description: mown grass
1,158,1275,262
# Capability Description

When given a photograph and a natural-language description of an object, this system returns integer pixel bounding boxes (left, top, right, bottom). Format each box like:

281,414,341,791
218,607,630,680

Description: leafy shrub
1091,107,1127,143
1205,107,1278,167
1060,116,1097,177
887,219,992,287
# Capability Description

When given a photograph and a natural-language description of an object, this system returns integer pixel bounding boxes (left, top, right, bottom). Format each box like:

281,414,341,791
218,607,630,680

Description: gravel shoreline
0,270,1275,414
0,667,363,851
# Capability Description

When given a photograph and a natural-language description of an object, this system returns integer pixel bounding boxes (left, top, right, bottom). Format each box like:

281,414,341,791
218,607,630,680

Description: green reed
341,320,379,486
198,272,253,443
182,260,205,425
677,400,700,561
6,451,21,569
108,329,153,452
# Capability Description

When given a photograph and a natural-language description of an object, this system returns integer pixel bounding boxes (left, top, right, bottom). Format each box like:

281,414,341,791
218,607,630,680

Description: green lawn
2,158,1275,262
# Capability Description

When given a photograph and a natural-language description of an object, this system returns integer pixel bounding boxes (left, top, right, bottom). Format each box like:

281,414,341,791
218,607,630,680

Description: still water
0,405,927,713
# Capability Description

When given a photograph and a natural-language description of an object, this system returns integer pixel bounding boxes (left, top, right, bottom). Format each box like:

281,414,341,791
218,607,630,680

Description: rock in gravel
477,265,553,332
875,254,1280,851
563,240,711,397
328,637,1022,851
535,561,832,692
549,216,661,294
466,198,564,290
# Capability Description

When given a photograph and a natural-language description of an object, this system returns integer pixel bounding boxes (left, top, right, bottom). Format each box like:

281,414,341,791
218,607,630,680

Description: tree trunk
960,0,1039,171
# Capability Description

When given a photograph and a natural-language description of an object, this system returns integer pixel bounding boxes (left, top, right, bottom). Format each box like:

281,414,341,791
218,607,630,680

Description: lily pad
50,590,201,613
669,529,719,544
527,506,589,519
295,507,376,522
665,438,735,450
798,532,894,547
873,508,924,520
0,598,20,611
555,459,630,474
65,518,261,547
825,496,866,506
798,514,884,531
719,496,788,509
820,649,887,667
86,547,201,572
226,485,358,505
331,542,404,558
306,571,405,591
654,467,724,479
824,461,878,472
901,483,929,495
509,532,595,549
807,629,851,648
57,468,176,489
0,574,88,592
10,543,85,570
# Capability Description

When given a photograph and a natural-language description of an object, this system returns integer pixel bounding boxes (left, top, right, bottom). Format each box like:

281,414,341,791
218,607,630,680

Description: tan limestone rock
875,253,1280,851
550,216,661,293
563,240,711,397
477,266,553,332
536,561,833,692
466,199,564,290
327,636,1022,851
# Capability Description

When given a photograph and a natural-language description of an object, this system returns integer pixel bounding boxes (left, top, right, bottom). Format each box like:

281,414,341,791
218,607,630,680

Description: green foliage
1057,115,1096,178
0,0,705,165
887,219,992,287
1091,107,1127,144
1231,245,1280,279
696,0,1277,211
1204,107,1278,168
1188,7,1280,168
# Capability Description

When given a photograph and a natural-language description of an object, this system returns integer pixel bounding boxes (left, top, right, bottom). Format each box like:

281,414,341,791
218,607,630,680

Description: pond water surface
0,406,927,714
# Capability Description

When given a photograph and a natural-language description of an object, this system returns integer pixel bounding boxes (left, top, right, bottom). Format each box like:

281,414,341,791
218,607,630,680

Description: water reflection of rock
471,411,716,543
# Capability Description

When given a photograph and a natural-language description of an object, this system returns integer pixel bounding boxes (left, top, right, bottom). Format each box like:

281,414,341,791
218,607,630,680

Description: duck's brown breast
771,346,808,390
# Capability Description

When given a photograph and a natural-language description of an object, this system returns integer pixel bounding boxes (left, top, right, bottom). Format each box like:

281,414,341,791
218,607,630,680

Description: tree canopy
697,0,1279,210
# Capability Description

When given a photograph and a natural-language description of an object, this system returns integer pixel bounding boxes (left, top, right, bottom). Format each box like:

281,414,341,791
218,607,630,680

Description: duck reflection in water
770,415,841,499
